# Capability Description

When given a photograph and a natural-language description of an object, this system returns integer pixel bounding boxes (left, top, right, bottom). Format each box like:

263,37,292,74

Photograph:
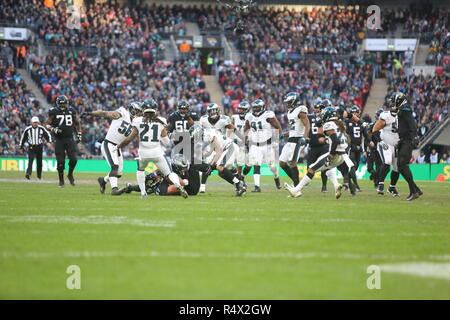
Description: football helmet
127,101,142,117
207,103,220,120
350,105,360,117
56,95,69,109
177,100,190,116
321,107,338,123
251,99,265,116
389,92,407,115
375,108,384,120
283,92,300,110
142,99,158,119
172,153,189,176
238,101,250,117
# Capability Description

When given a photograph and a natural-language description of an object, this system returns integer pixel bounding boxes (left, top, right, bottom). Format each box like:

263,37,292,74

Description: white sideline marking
0,215,174,228
2,251,450,261
381,262,450,281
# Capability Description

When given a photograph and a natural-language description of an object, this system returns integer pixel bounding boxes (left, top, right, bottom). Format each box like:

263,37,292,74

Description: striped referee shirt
20,125,52,147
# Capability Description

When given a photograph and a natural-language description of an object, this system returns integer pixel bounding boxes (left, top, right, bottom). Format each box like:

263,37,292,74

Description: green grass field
0,171,449,299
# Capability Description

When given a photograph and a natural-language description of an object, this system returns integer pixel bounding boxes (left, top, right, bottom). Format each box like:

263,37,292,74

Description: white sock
168,172,181,188
136,170,146,195
254,174,260,187
200,183,206,189
109,177,118,189
269,164,279,178
232,177,240,184
294,175,311,192
326,169,340,190
104,175,110,183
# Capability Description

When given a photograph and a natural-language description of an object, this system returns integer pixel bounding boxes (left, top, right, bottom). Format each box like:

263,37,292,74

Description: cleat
67,174,75,186
406,193,420,201
377,184,385,195
321,186,328,193
274,177,281,189
417,189,423,197
177,186,189,199
140,193,148,199
251,186,261,193
199,184,206,193
98,177,106,194
111,187,123,196
124,183,132,194
59,183,65,188
355,186,362,192
343,183,349,191
235,181,246,197
25,174,30,180
335,184,344,199
285,184,302,198
388,186,399,197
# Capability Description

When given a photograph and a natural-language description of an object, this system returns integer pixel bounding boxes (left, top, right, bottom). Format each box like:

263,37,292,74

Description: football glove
52,127,62,134
299,136,309,146
76,132,82,143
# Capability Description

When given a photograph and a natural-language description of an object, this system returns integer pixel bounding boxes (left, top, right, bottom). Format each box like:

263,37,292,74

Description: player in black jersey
364,109,383,188
45,95,81,187
121,154,200,196
307,100,331,192
167,101,199,160
345,105,366,192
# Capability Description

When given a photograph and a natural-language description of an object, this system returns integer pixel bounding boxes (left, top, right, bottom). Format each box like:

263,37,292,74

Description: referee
19,116,52,180
391,92,423,201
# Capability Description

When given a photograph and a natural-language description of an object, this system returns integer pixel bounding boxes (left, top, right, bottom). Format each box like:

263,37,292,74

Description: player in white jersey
285,107,352,199
372,107,400,197
198,103,236,193
244,99,282,192
231,101,250,177
114,99,188,199
81,102,142,195
279,92,310,187
191,125,246,196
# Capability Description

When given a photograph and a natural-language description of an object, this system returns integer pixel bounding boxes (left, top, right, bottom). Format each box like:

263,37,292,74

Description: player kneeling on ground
285,107,353,199
113,99,188,199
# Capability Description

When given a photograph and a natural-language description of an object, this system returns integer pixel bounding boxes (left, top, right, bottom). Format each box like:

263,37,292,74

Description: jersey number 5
140,124,159,142
56,115,73,126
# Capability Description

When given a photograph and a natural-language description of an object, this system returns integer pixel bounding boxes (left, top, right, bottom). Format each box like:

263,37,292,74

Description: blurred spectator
416,151,427,164
429,149,439,164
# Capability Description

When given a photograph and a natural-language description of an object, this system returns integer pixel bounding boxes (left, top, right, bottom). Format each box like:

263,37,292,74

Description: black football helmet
283,92,300,110
251,99,265,116
177,100,190,116
390,92,407,114
56,95,69,109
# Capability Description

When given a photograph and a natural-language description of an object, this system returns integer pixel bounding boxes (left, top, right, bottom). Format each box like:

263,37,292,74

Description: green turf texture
0,171,449,299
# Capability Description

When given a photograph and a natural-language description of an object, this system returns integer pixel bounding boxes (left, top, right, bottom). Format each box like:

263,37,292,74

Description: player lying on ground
113,99,188,199
285,107,354,199
120,154,200,196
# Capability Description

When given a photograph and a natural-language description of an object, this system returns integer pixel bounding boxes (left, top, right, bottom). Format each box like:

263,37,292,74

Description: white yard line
381,262,450,281
1,250,450,261
0,215,175,228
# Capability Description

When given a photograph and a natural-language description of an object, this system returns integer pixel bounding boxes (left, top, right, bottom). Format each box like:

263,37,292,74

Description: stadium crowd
0,2,448,158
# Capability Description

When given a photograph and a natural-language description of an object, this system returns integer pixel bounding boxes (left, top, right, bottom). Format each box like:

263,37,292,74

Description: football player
307,100,330,193
285,107,353,199
363,109,384,188
372,104,400,196
81,101,143,195
167,100,199,159
279,92,310,187
113,99,188,199
198,103,236,193
191,125,246,196
120,154,200,196
45,95,81,187
345,105,365,192
244,99,282,192
231,101,250,178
